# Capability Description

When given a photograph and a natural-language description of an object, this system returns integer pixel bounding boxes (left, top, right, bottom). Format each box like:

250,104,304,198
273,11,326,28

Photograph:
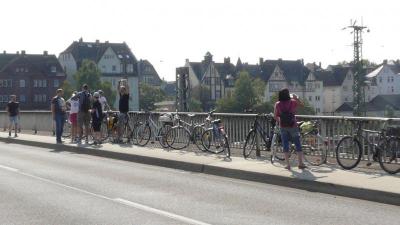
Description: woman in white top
98,90,110,112
67,92,80,142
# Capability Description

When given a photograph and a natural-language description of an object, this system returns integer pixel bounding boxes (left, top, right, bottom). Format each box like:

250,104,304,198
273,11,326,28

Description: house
0,51,66,110
314,66,354,115
364,60,400,101
184,52,236,109
138,59,162,87
59,39,139,110
336,95,400,117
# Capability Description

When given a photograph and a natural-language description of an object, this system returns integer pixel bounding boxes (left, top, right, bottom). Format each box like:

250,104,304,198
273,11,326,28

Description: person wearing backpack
274,88,306,170
77,84,92,144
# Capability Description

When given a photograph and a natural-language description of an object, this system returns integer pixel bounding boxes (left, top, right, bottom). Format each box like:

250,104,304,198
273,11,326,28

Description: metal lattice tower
343,20,369,116
176,67,190,112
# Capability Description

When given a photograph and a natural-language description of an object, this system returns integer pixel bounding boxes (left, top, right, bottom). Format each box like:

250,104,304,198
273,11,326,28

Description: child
67,91,79,142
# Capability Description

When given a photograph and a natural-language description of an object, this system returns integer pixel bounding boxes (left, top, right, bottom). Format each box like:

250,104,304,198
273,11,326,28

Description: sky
1,0,399,81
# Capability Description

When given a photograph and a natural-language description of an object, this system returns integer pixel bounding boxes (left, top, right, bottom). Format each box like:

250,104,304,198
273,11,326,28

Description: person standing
66,91,79,143
51,89,66,144
77,84,92,144
91,92,103,145
117,80,129,143
98,90,110,112
274,88,306,170
6,95,19,137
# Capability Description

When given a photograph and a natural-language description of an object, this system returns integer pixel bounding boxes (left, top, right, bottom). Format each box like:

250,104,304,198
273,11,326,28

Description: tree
297,99,316,115
60,80,74,100
73,59,116,109
139,83,166,111
233,71,257,112
189,99,202,112
385,105,395,118
216,96,237,113
191,85,210,111
252,78,266,105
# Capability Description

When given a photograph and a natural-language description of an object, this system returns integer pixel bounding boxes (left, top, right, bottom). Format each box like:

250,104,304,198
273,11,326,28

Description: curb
1,137,399,206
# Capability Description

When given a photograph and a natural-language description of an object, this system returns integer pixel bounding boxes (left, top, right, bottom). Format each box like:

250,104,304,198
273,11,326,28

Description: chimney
319,62,321,68
185,58,189,63
21,50,26,55
43,51,48,56
224,57,230,64
383,59,388,65
16,51,20,55
259,57,264,65
3,50,6,54
79,37,83,42
96,39,100,44
105,40,109,44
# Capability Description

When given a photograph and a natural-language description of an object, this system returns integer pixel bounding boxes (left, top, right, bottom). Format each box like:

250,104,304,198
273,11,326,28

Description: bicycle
243,113,276,159
270,120,328,166
166,110,215,150
336,120,400,174
201,118,230,158
134,112,173,148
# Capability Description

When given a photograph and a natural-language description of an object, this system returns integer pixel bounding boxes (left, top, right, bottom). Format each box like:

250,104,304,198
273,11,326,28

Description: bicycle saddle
212,119,221,124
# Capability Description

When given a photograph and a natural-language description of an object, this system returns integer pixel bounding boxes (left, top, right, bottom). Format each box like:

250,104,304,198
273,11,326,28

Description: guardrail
2,110,400,162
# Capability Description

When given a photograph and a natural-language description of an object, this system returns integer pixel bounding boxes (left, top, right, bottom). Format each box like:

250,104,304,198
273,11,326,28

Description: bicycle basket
300,121,314,133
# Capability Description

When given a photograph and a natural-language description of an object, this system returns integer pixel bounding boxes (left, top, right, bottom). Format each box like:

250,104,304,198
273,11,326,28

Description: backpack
80,91,91,112
279,101,295,127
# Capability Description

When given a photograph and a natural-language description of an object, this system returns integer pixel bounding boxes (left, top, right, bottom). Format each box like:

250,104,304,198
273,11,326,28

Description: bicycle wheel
136,124,151,146
62,120,71,138
201,128,225,154
157,124,172,148
166,126,190,150
379,137,400,174
100,121,109,142
270,133,285,162
302,133,327,166
336,136,362,170
243,129,257,158
193,126,206,151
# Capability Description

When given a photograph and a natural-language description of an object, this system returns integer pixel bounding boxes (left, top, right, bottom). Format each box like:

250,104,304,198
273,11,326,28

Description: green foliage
233,72,257,111
253,101,274,113
189,99,202,112
297,99,316,115
139,83,166,111
73,60,102,90
385,105,395,118
252,78,266,104
73,59,116,109
216,96,237,113
60,80,74,99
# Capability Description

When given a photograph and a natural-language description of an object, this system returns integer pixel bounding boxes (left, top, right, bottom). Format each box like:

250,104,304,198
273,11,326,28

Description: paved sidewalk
0,133,399,206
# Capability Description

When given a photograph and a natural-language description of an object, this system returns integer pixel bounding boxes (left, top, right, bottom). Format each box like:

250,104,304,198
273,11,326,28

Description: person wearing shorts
6,95,19,137
67,91,79,142
274,88,306,170
77,84,92,144
91,92,103,145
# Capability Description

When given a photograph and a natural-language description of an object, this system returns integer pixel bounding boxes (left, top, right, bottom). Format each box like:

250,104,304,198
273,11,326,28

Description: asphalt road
0,143,398,225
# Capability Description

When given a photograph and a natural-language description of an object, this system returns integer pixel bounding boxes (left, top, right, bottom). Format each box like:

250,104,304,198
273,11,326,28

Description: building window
215,77,221,85
309,96,312,101
0,79,12,87
379,77,382,83
345,97,348,101
54,79,59,87
20,80,25,88
392,86,394,93
112,65,116,71
343,86,348,91
204,77,211,85
51,66,57,73
20,95,26,102
315,96,320,101
43,80,47,87
112,79,116,86
391,77,394,82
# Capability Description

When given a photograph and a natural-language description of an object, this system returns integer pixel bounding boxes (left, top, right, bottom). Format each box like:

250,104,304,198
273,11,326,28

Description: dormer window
51,66,57,73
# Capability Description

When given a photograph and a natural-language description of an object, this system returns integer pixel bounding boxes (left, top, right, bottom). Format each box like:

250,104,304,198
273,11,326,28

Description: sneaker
298,164,308,169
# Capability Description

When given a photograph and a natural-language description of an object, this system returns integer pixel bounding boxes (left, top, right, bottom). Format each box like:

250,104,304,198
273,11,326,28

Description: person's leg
55,114,62,142
84,112,90,142
8,117,13,136
77,113,82,140
14,117,18,136
280,129,291,169
292,130,306,168
60,114,65,139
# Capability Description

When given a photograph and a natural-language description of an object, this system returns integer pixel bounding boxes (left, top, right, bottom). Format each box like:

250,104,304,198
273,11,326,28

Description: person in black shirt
6,95,19,137
117,80,130,142
91,92,103,145
51,89,66,144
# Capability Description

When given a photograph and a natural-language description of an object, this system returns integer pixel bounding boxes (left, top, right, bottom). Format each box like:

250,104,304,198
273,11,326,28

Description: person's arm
292,94,304,107
5,104,9,116
117,80,122,93
125,82,130,94
274,103,280,125
51,99,55,119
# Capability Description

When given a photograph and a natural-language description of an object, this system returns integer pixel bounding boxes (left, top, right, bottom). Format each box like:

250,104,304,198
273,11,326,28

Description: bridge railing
1,111,399,161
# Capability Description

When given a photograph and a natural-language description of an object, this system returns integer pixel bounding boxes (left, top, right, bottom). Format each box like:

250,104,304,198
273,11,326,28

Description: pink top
274,99,298,128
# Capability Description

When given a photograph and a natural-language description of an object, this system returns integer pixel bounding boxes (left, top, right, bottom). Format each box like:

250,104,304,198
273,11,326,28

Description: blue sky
1,0,399,81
